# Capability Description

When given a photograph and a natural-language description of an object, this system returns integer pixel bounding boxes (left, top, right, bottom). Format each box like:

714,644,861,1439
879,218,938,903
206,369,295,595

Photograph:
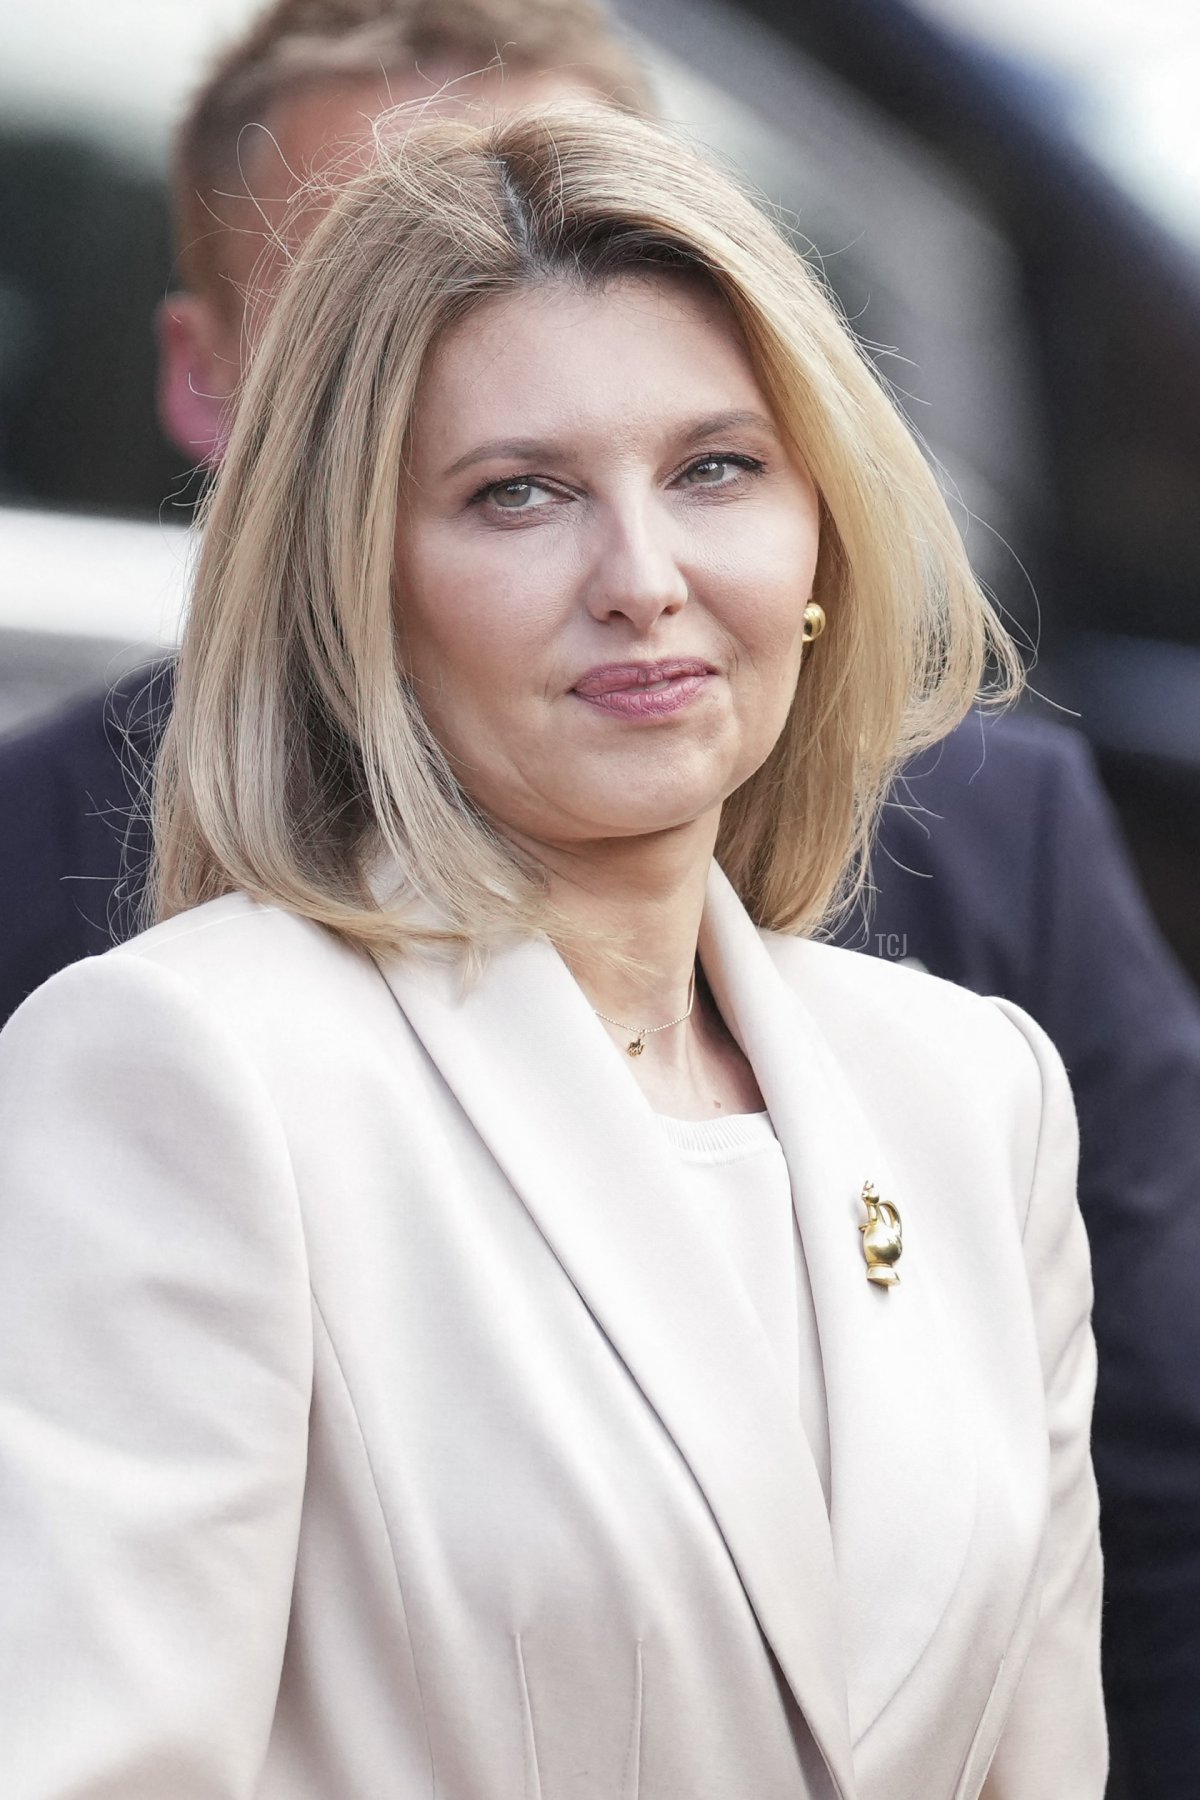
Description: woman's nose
582,503,690,631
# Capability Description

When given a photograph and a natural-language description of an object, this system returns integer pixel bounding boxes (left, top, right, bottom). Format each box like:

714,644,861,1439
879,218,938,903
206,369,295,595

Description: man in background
0,2,1198,1790
157,0,649,469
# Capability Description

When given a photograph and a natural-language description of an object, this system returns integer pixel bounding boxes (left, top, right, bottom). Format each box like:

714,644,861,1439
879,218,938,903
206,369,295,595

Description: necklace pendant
627,1034,646,1057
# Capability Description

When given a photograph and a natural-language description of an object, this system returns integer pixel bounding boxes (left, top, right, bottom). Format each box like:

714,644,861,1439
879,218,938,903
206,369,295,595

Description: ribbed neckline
656,1109,778,1163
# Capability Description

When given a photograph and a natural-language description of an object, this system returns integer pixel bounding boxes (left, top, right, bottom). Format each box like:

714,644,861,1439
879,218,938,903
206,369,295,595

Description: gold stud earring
802,603,826,644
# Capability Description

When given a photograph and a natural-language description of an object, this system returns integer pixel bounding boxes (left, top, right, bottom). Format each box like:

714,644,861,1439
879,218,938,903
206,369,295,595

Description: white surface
0,508,192,648
910,0,1200,251
3,0,1197,246
0,0,260,161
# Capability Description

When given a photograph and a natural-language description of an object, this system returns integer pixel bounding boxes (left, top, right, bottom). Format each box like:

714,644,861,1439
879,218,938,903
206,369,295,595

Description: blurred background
2,0,1199,974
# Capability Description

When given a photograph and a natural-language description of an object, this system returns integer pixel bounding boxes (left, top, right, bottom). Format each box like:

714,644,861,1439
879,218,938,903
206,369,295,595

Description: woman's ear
155,292,239,468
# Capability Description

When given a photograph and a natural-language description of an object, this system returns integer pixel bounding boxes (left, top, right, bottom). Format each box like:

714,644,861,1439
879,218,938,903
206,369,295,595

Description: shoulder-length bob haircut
153,101,1020,957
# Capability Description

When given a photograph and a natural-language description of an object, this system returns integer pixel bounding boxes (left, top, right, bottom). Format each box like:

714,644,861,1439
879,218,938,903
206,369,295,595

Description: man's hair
154,103,1020,957
173,0,652,299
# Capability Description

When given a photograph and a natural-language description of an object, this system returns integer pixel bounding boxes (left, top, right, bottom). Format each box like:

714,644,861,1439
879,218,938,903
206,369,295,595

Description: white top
657,1110,831,1505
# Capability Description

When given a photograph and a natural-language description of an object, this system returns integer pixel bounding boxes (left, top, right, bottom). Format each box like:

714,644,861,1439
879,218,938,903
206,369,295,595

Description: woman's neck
533,817,717,1028
505,813,758,1118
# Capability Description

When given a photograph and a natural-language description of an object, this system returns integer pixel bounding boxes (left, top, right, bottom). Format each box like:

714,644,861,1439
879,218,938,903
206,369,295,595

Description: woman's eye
679,455,762,489
477,477,554,513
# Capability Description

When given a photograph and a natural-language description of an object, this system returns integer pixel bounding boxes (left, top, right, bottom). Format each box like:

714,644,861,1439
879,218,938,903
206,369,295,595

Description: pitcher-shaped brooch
859,1180,902,1287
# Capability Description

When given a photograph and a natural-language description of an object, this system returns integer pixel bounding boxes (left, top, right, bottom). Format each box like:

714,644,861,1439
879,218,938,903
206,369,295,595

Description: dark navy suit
2,673,1198,1796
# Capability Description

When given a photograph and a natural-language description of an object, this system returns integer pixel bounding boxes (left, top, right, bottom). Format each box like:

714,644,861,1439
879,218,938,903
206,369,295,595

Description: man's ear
155,292,239,468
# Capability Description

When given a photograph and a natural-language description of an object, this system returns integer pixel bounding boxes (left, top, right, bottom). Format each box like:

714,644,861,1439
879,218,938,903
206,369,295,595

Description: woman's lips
571,660,715,720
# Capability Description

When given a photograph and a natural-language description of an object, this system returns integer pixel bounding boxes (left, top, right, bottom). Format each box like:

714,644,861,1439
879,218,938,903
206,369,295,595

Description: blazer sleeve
982,1000,1107,1798
0,951,313,1800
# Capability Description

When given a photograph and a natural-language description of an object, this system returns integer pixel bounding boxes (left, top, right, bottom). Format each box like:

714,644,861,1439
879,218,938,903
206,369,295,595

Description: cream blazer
0,865,1104,1800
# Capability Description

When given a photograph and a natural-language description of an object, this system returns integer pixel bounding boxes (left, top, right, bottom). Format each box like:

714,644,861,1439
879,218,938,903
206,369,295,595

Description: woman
0,105,1103,1798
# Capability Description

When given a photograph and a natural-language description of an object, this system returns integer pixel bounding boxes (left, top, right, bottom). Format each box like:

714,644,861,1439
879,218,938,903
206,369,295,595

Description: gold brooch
859,1181,902,1287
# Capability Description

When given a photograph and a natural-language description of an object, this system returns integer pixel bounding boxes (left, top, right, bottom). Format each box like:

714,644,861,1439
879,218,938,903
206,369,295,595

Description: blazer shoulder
113,891,313,961
0,896,375,1080
111,894,383,1025
764,930,1050,1110
764,928,995,1026
1,896,406,1149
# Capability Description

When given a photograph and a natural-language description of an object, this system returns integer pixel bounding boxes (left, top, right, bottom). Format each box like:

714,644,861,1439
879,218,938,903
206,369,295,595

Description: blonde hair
173,0,652,305
154,102,1020,958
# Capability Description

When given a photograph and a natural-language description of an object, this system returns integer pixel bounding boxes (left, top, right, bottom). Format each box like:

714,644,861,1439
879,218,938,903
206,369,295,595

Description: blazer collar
378,864,976,1782
700,868,978,1749
379,892,855,1796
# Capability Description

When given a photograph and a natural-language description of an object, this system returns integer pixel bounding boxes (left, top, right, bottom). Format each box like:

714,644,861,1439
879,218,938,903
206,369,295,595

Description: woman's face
394,273,821,856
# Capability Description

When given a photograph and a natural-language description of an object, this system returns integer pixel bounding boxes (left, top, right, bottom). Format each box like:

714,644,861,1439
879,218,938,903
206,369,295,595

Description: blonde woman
0,106,1103,1799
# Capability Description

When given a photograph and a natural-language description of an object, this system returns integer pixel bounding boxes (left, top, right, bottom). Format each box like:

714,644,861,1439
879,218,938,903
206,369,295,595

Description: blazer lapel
379,927,856,1799
699,868,978,1749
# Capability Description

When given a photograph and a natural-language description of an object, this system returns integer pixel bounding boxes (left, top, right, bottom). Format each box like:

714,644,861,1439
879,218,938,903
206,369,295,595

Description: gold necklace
594,969,697,1057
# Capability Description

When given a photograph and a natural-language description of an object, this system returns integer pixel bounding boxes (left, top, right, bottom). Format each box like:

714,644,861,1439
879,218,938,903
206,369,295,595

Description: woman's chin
570,771,756,844
478,753,751,851
552,792,726,847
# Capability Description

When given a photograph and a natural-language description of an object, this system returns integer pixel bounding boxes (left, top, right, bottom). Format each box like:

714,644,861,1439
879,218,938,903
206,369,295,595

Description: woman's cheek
722,576,809,667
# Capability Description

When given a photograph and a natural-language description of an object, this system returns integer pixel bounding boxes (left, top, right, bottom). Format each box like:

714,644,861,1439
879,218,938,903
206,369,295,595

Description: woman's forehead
409,273,773,471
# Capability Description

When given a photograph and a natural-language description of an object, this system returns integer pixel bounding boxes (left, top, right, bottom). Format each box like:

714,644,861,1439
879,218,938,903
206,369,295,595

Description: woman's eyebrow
441,438,568,480
439,411,778,482
675,409,778,445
